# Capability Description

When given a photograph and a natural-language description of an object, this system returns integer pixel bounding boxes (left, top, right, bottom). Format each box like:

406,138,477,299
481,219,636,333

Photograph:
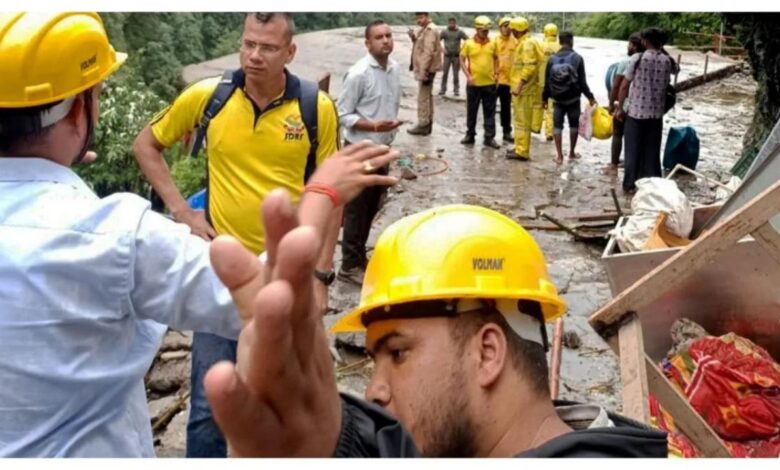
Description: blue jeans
186,332,237,457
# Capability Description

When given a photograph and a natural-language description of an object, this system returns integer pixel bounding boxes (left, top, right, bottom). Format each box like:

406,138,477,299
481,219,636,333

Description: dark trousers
496,84,512,137
341,139,389,270
186,332,237,457
623,116,663,190
465,84,497,140
441,54,460,93
611,116,625,165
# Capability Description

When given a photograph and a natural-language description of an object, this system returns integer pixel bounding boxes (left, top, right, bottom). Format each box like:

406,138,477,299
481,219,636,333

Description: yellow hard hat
331,205,566,334
499,16,512,27
544,23,558,38
0,12,126,108
474,15,492,29
509,17,530,33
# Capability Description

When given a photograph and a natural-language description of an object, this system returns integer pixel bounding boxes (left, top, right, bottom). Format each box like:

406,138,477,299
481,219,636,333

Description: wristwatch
314,270,336,286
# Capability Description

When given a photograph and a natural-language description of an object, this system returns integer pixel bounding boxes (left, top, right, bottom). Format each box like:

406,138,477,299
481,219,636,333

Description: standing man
542,31,596,165
439,17,468,97
604,33,644,175
133,13,341,457
336,20,402,285
615,27,678,192
507,17,543,160
459,16,500,149
407,12,442,136
539,23,561,141
494,17,517,144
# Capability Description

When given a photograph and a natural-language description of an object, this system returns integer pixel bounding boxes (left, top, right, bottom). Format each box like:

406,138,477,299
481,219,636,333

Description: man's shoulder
176,75,223,104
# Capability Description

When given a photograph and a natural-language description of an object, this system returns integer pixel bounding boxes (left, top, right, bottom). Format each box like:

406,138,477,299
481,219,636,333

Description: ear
475,323,507,388
286,42,297,65
62,94,88,138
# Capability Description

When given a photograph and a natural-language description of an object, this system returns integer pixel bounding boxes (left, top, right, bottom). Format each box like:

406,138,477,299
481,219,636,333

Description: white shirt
337,54,401,146
0,157,241,457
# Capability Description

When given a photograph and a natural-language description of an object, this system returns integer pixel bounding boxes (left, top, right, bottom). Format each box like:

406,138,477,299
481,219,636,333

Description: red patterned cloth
649,333,780,458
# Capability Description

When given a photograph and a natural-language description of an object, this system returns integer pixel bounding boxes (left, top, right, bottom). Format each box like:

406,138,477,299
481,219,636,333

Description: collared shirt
440,27,468,56
460,36,498,87
337,54,401,146
624,50,676,120
150,70,339,255
412,22,442,80
0,158,241,457
494,33,518,86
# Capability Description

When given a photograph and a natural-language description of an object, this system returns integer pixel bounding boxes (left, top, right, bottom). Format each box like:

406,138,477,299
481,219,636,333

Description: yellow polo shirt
494,33,518,86
460,36,497,87
150,70,339,255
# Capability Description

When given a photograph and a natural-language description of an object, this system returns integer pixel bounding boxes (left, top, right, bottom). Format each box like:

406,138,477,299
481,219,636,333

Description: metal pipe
549,318,565,400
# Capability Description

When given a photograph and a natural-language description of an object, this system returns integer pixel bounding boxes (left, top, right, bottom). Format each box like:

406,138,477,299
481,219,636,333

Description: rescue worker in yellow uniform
494,17,518,143
508,17,543,160
459,15,500,148
538,23,561,141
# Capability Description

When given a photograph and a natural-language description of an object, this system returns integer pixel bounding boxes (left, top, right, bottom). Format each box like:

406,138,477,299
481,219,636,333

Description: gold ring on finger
363,161,376,173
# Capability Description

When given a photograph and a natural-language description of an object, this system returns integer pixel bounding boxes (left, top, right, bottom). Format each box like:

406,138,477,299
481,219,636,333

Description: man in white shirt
336,20,402,285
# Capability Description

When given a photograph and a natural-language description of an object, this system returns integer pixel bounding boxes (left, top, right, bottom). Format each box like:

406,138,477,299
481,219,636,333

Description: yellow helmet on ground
331,205,566,335
544,23,558,38
499,16,512,27
474,15,492,30
509,17,530,33
0,12,126,108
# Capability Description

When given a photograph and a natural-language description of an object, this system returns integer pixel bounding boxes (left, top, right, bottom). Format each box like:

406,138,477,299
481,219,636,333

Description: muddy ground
151,26,756,456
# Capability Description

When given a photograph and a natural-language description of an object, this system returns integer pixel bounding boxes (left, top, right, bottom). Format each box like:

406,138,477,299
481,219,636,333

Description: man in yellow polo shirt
459,16,500,149
495,17,517,144
133,12,340,458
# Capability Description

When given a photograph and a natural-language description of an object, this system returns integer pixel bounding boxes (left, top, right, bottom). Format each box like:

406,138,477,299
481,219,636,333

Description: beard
416,368,478,457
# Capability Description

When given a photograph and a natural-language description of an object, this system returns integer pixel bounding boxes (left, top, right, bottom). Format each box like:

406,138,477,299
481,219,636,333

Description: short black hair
0,102,58,154
365,19,387,39
449,307,550,397
559,31,573,46
641,27,668,49
629,32,645,53
448,17,457,22
248,13,296,42
415,12,429,16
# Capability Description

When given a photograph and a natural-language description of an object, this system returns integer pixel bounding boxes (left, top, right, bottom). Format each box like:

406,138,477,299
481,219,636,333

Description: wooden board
753,222,780,266
617,314,650,423
589,178,780,337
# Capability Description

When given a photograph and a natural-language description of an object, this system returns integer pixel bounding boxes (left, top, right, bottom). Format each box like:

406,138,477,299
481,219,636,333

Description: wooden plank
752,222,780,266
589,178,780,337
618,314,650,423
645,357,731,457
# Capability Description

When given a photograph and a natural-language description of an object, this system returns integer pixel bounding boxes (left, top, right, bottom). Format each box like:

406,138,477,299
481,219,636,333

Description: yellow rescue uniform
510,34,543,158
150,71,339,254
539,36,561,139
494,33,517,86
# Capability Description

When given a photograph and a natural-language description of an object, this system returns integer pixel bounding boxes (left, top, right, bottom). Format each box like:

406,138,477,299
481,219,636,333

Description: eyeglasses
239,39,285,55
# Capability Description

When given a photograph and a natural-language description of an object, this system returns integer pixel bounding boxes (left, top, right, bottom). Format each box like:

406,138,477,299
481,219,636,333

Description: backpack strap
298,79,320,183
190,69,242,157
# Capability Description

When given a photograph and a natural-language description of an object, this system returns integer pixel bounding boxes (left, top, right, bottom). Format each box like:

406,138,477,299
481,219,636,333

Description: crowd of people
407,13,678,189
0,11,675,458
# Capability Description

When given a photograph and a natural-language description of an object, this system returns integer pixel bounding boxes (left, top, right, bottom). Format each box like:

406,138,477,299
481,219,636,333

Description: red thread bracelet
304,183,341,207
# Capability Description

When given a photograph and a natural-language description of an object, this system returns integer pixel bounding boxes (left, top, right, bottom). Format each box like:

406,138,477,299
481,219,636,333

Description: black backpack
631,52,677,114
548,52,580,100
190,68,320,183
